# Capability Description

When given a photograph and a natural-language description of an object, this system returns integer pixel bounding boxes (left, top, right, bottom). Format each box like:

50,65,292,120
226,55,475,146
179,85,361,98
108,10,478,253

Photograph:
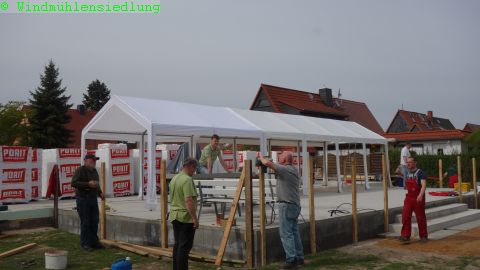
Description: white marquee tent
82,95,389,209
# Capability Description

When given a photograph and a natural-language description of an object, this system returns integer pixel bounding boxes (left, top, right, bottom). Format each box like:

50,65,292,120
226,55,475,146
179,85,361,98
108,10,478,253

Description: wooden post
215,169,246,266
438,159,443,188
382,154,389,232
0,243,37,259
259,168,267,266
53,165,59,229
458,156,463,203
473,158,477,209
100,162,107,240
160,160,168,248
308,157,317,254
351,157,358,244
244,160,254,269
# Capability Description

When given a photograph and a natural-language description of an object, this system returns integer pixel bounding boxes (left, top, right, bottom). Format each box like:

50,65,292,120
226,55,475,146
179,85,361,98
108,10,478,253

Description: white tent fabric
82,95,388,209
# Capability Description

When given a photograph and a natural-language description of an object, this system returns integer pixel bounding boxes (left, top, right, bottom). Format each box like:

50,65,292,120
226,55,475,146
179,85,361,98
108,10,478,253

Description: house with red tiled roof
66,105,106,149
384,110,472,154
464,123,480,133
250,84,384,135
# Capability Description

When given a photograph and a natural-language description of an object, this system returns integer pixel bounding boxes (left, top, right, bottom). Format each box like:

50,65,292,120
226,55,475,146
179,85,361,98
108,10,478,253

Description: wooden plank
438,159,443,188
244,160,254,269
0,243,37,259
100,162,107,240
100,240,149,256
458,156,463,203
351,157,358,244
382,154,389,233
215,168,246,266
258,169,267,266
160,159,168,248
308,157,317,254
473,158,477,209
101,239,247,265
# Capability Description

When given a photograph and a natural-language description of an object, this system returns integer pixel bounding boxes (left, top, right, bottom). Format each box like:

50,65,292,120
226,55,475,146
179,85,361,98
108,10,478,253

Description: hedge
389,149,480,187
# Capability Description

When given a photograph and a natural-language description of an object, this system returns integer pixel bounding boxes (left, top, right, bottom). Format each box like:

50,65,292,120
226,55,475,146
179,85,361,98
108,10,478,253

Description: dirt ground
376,228,480,257
337,228,480,269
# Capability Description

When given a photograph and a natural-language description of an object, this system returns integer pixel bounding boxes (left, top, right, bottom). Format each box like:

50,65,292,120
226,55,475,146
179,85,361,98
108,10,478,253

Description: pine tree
28,60,73,148
82,79,111,111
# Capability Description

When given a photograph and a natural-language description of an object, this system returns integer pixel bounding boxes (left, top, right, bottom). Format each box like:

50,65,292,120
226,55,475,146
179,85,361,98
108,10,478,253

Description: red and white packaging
97,144,134,197
221,150,236,172
137,149,162,194
235,151,261,174
0,146,32,203
133,144,180,194
42,148,82,198
57,148,81,198
30,148,42,200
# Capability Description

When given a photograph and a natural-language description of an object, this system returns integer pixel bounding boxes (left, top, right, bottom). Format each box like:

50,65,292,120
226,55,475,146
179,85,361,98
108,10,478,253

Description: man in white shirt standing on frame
400,142,412,188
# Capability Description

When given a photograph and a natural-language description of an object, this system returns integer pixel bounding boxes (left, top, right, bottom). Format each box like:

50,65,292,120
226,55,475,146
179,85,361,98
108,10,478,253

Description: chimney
427,111,433,121
318,88,333,107
77,104,86,115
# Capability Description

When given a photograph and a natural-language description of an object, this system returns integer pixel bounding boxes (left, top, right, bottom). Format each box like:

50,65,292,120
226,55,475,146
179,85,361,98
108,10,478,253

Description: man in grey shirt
260,152,304,269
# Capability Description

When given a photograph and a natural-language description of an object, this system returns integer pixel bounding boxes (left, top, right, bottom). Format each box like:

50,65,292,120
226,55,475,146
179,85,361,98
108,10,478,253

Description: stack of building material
0,146,32,203
96,144,134,197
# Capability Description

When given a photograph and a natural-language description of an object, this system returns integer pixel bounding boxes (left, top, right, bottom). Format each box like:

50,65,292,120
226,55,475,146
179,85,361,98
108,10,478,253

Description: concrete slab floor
2,181,475,230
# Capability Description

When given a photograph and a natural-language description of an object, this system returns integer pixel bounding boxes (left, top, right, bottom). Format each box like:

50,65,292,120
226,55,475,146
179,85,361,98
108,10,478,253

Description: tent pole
384,144,393,187
190,136,194,158
192,136,198,159
302,140,308,196
323,142,328,186
363,143,370,190
80,132,86,166
146,127,157,210
297,141,302,175
267,139,271,156
335,142,343,193
233,138,238,172
138,133,145,200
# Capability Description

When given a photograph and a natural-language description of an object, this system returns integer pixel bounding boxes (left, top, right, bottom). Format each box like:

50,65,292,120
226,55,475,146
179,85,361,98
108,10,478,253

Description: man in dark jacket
71,154,105,251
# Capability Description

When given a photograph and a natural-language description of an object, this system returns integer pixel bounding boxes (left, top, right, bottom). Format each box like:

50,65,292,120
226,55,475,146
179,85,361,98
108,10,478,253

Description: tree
28,60,73,148
82,79,111,111
0,101,30,145
466,129,480,151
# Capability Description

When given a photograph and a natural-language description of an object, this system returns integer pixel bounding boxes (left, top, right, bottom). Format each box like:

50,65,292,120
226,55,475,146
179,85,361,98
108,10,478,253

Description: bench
194,178,277,224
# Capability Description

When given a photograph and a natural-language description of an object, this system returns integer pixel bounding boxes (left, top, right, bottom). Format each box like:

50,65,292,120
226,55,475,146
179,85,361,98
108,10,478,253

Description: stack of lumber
100,239,244,265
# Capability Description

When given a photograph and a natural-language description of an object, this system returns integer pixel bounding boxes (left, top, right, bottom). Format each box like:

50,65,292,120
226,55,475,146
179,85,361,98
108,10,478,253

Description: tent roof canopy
83,95,387,145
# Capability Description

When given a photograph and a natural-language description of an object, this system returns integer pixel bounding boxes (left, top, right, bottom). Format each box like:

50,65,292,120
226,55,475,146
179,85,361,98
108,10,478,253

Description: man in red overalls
399,156,428,243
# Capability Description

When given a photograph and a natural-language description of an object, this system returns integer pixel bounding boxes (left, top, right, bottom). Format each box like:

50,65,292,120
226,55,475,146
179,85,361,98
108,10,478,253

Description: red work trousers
401,196,428,238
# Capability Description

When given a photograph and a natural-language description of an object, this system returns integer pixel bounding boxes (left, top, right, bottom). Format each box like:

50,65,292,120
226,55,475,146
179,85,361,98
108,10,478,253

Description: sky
0,0,479,130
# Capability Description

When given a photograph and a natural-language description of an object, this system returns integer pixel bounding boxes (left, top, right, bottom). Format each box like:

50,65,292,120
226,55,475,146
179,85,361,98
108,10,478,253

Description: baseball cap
84,154,99,160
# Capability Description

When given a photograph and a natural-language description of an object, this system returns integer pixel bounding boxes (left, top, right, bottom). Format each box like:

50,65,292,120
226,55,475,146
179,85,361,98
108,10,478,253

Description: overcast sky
1,0,479,130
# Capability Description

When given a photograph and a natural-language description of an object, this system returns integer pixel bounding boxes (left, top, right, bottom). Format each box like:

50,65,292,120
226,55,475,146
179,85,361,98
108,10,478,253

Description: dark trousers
172,220,195,270
76,196,99,247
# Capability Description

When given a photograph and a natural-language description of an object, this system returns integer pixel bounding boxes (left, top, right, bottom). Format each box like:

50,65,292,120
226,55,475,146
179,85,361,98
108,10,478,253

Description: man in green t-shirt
197,134,231,175
169,157,199,270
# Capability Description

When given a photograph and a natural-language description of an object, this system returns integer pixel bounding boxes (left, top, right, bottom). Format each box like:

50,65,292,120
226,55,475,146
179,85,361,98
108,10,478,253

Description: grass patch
261,249,380,270
379,262,423,270
0,229,214,270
